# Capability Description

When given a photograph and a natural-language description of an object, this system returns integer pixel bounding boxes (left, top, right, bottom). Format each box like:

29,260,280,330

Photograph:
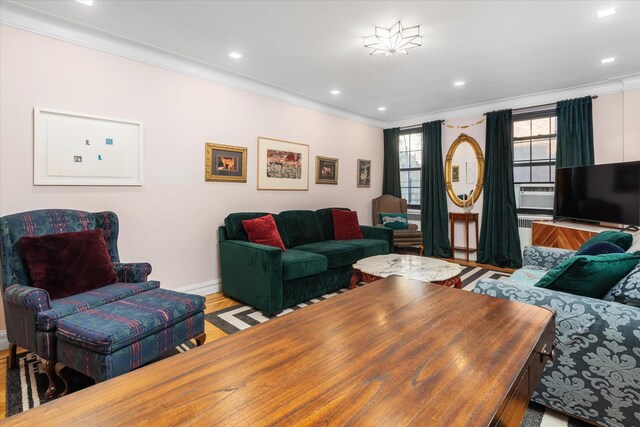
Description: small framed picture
357,159,371,188
315,156,338,185
452,165,459,182
205,143,247,182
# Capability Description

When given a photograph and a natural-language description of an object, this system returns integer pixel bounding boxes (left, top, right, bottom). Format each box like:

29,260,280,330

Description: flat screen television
554,161,640,226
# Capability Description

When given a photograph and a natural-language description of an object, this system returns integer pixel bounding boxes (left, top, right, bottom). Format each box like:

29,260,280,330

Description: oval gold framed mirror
445,133,485,207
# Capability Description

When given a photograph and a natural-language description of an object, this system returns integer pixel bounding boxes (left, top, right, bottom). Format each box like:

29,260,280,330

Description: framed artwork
466,161,477,184
257,137,309,190
315,156,338,185
452,165,460,182
205,143,247,182
357,159,371,188
34,107,143,185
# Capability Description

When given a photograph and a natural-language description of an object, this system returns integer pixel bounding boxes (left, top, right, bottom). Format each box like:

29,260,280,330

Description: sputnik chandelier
364,21,422,58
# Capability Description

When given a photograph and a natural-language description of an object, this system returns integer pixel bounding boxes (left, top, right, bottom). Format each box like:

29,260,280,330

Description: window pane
513,120,530,138
409,151,421,168
409,170,421,187
401,187,409,201
399,151,410,168
550,138,557,158
400,171,409,187
550,117,557,134
532,165,550,182
410,188,421,206
409,134,422,151
399,135,410,152
531,118,550,136
514,166,530,183
551,165,556,182
531,138,550,160
514,141,530,161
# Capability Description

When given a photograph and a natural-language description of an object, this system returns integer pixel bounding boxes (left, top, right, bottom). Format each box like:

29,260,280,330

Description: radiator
518,215,552,251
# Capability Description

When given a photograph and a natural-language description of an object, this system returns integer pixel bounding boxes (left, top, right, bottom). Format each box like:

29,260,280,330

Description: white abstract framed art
34,107,143,186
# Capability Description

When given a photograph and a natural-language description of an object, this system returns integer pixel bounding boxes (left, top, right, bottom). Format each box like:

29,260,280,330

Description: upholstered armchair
0,209,155,398
372,195,423,254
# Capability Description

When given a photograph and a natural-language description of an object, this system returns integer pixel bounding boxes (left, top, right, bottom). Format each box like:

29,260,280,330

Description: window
513,114,557,184
399,130,422,208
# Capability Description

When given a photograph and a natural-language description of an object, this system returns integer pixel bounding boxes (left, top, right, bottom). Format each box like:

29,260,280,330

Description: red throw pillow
333,209,364,240
242,214,286,251
18,229,118,300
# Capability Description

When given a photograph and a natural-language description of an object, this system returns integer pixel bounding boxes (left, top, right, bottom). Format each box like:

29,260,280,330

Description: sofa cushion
339,239,389,258
579,230,633,252
576,241,624,256
294,241,363,269
333,209,364,240
315,207,348,241
36,281,161,331
56,288,205,354
18,229,118,299
242,214,286,251
534,253,640,298
602,262,640,307
224,212,289,247
282,249,327,281
379,212,409,229
280,210,324,247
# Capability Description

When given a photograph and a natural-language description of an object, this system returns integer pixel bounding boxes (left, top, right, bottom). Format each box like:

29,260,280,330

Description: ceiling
4,0,640,123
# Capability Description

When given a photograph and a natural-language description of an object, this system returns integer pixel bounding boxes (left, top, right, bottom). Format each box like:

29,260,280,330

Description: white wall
0,25,383,331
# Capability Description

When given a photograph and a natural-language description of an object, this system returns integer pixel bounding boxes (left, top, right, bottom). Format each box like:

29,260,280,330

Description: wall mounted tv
554,161,640,226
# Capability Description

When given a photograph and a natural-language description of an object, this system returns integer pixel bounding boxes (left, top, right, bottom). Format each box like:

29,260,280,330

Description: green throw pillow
579,230,633,252
379,212,409,230
534,252,640,298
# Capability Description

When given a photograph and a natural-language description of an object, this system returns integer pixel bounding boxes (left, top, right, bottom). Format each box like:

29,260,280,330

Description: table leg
349,269,362,289
465,216,470,262
450,218,455,259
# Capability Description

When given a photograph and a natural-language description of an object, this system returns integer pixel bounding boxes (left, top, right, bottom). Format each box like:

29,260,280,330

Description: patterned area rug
204,266,589,427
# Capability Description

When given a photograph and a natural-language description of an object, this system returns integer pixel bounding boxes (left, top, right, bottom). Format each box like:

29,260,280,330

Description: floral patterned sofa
473,245,640,427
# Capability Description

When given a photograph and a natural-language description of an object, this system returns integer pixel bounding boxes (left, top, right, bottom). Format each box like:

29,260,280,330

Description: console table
450,212,479,262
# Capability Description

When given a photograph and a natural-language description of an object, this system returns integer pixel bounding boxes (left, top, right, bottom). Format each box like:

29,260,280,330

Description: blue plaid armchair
0,209,156,398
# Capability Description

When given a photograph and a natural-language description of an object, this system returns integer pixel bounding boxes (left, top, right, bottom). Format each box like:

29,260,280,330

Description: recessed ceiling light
75,0,94,5
601,57,616,64
330,89,341,95
378,106,386,111
597,7,616,18
228,52,243,59
454,81,465,86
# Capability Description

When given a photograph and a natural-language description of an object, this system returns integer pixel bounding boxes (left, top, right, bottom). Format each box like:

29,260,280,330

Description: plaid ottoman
55,288,206,393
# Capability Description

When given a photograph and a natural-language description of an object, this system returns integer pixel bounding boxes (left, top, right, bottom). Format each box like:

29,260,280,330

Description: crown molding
0,1,384,129
387,76,640,128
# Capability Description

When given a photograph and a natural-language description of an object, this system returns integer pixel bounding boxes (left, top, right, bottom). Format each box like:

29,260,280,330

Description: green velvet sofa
218,208,393,315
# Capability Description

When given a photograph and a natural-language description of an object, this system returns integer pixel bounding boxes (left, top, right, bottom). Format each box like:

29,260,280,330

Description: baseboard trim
0,330,8,351
175,279,221,297
0,280,221,351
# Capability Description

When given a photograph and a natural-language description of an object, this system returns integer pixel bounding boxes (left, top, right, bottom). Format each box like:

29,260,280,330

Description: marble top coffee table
350,254,464,289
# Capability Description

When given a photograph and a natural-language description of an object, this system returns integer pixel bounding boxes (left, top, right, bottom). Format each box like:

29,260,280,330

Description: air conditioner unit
516,184,555,210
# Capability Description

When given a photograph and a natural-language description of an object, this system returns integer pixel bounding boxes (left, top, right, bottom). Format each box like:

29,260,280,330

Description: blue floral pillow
379,212,409,230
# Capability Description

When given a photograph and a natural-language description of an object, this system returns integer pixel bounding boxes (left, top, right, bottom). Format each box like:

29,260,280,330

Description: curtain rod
483,95,598,116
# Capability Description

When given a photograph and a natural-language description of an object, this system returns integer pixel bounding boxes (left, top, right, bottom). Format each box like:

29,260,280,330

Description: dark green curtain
420,121,451,257
382,128,401,197
477,109,522,268
556,96,594,168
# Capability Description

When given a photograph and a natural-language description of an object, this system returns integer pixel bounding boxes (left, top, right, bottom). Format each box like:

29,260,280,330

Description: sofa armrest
522,245,576,269
473,279,640,424
4,284,51,312
360,225,393,254
219,240,284,315
113,262,152,283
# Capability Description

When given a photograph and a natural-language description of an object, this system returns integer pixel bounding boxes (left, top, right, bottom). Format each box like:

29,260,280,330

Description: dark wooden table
450,212,479,261
7,276,555,426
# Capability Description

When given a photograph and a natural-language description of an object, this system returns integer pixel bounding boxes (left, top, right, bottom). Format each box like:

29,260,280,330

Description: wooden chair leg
55,362,70,397
40,358,58,399
7,343,17,369
194,333,207,347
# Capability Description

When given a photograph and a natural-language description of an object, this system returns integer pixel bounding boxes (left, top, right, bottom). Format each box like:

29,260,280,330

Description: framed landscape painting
257,137,309,190
205,142,247,182
315,156,338,185
357,159,371,188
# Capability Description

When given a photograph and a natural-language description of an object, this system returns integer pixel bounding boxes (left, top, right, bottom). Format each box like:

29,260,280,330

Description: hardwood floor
0,259,508,420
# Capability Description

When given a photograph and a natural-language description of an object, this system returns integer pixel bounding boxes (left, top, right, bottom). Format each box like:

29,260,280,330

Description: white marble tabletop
353,254,463,282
